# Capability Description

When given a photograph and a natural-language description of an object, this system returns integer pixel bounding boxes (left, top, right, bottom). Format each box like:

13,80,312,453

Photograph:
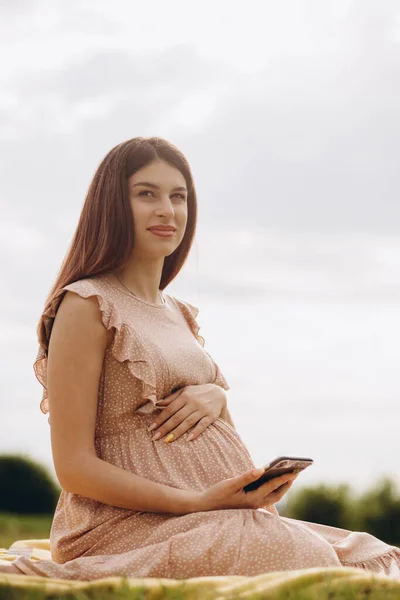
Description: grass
1,572,400,600
0,514,52,550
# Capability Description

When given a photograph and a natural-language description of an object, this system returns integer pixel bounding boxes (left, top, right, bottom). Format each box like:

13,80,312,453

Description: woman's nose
156,197,175,215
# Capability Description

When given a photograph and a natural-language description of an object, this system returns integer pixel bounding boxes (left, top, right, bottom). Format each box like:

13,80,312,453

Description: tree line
1,454,399,547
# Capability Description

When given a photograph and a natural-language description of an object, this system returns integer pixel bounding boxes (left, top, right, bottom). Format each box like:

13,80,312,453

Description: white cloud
0,0,399,488
0,222,46,254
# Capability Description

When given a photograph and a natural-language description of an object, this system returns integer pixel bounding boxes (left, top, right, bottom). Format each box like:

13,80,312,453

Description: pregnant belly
97,417,256,492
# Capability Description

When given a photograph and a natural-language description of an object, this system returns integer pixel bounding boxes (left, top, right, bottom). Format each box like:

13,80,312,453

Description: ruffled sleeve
34,278,158,418
172,297,230,391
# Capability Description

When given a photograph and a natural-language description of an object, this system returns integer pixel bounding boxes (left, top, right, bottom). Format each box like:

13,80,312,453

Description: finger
269,472,298,489
149,397,187,432
157,386,185,405
244,471,296,499
163,411,204,442
232,467,266,491
267,480,293,501
258,472,297,497
251,475,295,507
186,416,215,441
151,406,192,440
157,388,184,406
255,483,292,510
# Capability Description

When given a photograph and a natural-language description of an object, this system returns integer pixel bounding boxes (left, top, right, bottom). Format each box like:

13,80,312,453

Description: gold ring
164,433,175,443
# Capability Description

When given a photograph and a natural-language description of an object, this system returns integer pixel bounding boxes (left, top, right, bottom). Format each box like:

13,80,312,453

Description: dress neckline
105,273,169,308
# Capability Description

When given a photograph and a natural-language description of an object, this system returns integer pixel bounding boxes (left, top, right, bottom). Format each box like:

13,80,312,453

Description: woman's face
128,158,188,259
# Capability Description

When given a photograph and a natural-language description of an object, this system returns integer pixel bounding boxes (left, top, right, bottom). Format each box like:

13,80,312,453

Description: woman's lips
148,229,175,237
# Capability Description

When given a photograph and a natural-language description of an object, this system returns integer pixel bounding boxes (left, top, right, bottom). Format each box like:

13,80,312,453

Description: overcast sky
1,0,399,496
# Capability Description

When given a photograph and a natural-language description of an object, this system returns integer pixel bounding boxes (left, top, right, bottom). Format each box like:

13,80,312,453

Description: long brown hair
37,137,198,351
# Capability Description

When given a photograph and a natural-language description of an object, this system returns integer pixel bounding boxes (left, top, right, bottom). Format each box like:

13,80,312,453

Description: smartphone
243,456,314,493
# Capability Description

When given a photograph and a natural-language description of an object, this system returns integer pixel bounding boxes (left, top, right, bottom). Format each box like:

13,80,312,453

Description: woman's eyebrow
132,182,187,192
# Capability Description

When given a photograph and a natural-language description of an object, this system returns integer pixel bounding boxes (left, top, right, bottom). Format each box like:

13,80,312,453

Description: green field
0,513,52,550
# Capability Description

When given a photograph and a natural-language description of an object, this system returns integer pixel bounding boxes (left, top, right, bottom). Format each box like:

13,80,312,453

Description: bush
0,454,61,515
356,476,400,546
281,476,400,547
283,482,357,530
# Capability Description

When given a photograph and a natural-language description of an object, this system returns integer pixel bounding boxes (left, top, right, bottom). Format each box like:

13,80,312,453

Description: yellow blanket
1,539,400,599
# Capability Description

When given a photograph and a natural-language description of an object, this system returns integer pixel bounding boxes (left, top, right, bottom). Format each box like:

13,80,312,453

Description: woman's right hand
195,468,299,512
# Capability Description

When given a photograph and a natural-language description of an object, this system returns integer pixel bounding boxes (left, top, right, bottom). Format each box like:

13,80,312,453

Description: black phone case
243,456,314,493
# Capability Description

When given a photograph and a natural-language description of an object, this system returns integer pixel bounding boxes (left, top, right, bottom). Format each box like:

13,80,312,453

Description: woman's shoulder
61,273,111,298
169,295,199,319
35,273,118,417
59,273,121,332
39,274,117,350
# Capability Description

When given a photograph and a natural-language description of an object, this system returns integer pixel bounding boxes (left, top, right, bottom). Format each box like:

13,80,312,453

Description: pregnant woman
2,137,399,580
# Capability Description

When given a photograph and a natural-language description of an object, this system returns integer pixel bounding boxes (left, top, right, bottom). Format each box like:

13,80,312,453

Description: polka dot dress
7,273,400,581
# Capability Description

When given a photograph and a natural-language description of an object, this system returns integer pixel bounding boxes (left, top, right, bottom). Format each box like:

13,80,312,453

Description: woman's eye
139,191,186,199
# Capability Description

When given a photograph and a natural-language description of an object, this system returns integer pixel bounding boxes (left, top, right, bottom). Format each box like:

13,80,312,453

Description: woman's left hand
148,384,227,443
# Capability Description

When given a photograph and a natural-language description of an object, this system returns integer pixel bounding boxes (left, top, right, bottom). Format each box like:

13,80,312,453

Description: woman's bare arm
47,291,200,515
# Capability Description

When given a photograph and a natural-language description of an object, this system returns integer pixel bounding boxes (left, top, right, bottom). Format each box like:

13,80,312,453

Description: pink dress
7,273,400,580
